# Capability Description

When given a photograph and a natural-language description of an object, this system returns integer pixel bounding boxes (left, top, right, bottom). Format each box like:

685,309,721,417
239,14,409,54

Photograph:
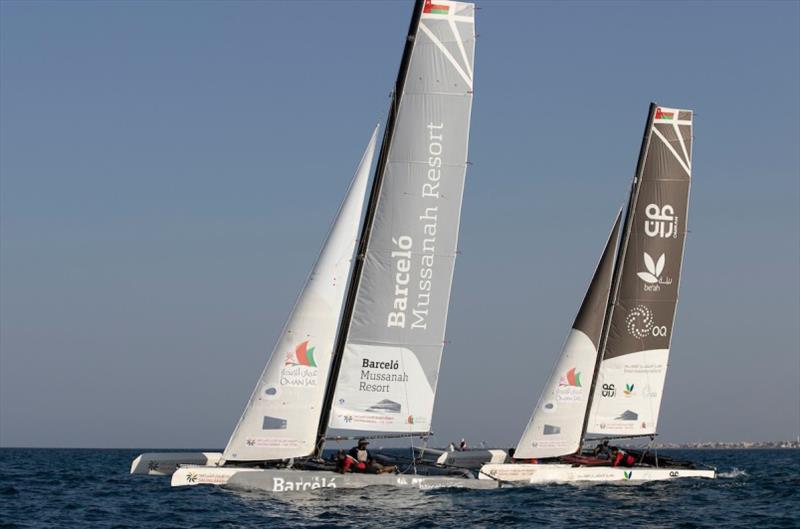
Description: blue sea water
0,448,798,528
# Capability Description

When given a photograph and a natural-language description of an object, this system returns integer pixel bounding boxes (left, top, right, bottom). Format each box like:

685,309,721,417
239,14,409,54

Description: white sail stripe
652,127,690,176
418,22,473,90
421,14,474,23
449,18,473,79
674,122,692,170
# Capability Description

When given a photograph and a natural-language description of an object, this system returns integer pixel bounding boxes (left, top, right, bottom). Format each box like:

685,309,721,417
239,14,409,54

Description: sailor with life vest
338,439,397,474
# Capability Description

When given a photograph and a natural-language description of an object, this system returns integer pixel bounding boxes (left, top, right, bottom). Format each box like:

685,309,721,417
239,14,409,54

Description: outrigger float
131,0,491,492
476,103,716,483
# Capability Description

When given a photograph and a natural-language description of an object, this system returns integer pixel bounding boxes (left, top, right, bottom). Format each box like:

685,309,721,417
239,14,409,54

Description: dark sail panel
587,104,693,436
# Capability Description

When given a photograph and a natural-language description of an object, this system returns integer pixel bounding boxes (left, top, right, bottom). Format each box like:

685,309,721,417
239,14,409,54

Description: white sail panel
587,106,693,436
329,1,475,432
222,128,378,461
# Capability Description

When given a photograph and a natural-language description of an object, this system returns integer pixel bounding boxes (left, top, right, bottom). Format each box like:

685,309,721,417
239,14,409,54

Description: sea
1,448,797,529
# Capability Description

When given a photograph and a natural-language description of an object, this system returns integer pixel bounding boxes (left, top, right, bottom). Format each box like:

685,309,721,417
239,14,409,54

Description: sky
1,0,798,449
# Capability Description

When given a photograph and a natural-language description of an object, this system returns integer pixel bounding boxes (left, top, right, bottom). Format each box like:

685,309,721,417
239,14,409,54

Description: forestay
587,106,693,436
222,128,378,461
329,0,476,432
514,213,622,459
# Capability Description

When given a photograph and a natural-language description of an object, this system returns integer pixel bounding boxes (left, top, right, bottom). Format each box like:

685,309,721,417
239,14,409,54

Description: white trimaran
479,104,716,483
131,0,494,492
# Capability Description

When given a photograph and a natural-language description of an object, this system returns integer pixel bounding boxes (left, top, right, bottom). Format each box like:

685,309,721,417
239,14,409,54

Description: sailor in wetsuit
339,439,397,474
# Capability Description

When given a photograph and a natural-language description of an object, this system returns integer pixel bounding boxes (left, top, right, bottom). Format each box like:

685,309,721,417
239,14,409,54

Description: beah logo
637,252,673,292
624,384,635,396
644,204,678,239
623,471,633,480
625,305,668,339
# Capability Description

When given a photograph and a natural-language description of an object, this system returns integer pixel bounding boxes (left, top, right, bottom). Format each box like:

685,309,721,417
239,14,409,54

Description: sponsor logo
615,410,639,421
637,252,673,291
669,471,680,477
625,305,668,339
272,476,337,492
559,367,582,387
284,340,316,367
601,383,616,398
279,341,320,388
623,471,633,480
343,415,353,424
654,107,674,121
186,472,198,483
423,0,449,15
624,384,635,396
542,401,556,413
147,461,160,471
366,399,402,414
644,204,678,239
555,367,583,403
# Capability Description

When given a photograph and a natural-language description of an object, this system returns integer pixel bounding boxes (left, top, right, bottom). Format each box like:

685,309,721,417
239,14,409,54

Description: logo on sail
625,305,669,340
279,341,320,388
624,384,635,396
284,341,317,367
654,107,674,121
559,367,582,387
423,0,449,15
601,383,616,398
623,471,633,480
637,252,672,292
555,367,583,402
644,204,678,239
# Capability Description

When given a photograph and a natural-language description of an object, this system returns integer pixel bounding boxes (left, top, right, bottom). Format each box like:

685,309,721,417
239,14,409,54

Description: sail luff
577,103,658,449
313,0,426,455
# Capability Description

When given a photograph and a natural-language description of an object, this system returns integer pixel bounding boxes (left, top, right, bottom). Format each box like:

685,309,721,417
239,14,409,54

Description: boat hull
130,452,223,476
479,463,716,483
171,466,499,491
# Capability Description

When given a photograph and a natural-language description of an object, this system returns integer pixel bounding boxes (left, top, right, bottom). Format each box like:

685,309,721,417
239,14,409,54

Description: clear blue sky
1,1,798,448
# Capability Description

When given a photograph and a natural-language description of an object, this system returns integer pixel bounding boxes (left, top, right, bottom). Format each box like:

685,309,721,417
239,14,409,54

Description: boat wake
717,468,748,479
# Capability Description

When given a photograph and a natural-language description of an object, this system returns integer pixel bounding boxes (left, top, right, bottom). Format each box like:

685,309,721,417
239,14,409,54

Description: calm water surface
1,448,798,528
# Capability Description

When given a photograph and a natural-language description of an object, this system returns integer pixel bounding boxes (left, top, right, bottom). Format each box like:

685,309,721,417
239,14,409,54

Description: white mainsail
513,213,622,459
328,0,476,433
586,106,693,437
222,127,379,462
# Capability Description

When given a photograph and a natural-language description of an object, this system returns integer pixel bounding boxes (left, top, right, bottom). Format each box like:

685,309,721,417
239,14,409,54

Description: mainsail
328,0,476,433
586,104,693,436
513,212,622,459
222,127,379,462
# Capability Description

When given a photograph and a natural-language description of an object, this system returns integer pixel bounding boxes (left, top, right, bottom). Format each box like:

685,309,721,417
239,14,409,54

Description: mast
314,0,425,457
577,102,658,450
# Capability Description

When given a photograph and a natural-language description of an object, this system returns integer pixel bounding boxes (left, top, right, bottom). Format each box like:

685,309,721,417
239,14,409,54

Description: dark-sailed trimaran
479,104,716,483
131,0,495,492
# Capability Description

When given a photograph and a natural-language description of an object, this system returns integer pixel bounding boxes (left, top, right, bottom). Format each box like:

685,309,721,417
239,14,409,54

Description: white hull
480,463,715,483
171,466,499,491
130,452,223,476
